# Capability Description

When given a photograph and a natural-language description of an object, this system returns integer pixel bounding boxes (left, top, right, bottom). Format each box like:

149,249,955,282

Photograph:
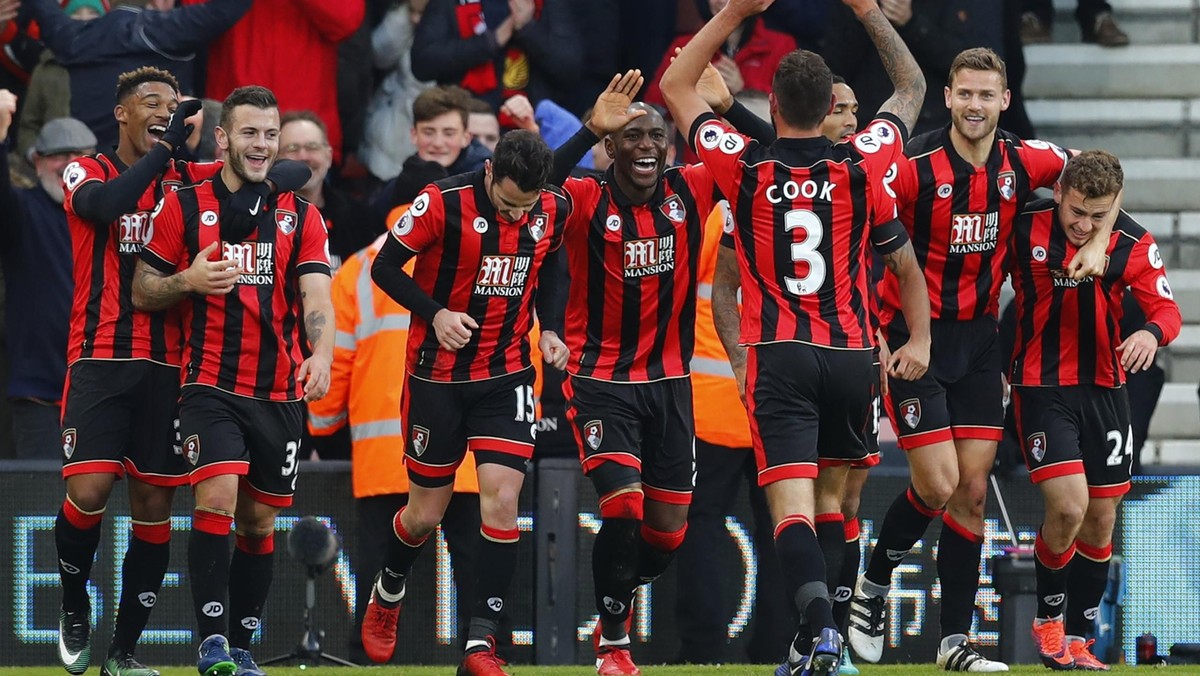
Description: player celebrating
133,85,333,676
849,48,1112,672
1010,151,1179,671
661,0,933,673
56,66,207,676
359,130,570,676
548,69,726,675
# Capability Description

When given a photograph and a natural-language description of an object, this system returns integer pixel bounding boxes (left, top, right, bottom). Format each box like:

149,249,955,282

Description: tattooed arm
881,239,930,381
843,0,926,134
132,241,238,311
298,272,335,402
712,242,749,405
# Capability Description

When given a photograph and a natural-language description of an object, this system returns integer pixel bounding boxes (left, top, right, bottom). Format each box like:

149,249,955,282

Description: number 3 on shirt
783,209,826,296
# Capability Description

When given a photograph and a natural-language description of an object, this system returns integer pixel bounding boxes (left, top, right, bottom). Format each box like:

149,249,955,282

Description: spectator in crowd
0,108,95,460
1020,0,1128,47
410,0,581,114
644,0,796,111
382,85,491,212
464,95,500,152
280,110,383,270
20,0,251,150
823,0,1005,135
497,92,593,169
360,0,431,181
16,0,102,165
202,0,365,162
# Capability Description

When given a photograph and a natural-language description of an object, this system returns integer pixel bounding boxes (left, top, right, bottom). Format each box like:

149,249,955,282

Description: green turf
0,666,1194,675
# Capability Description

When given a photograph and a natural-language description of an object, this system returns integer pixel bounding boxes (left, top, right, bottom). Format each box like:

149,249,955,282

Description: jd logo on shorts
603,596,625,615
202,601,224,617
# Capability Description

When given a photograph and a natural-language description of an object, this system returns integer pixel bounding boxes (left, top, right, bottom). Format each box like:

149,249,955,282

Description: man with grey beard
0,96,97,459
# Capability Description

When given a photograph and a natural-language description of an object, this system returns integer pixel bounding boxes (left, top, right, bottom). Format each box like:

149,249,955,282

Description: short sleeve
689,112,753,202
890,157,919,212
388,185,445,253
297,205,332,277
140,192,186,274
1014,139,1070,190
850,116,906,186
62,156,107,215
561,176,601,235
682,162,722,220
1123,229,1182,345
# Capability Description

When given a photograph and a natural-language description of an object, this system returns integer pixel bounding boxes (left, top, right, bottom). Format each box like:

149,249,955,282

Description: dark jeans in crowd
674,439,792,664
349,491,482,664
1023,0,1114,27
10,398,61,459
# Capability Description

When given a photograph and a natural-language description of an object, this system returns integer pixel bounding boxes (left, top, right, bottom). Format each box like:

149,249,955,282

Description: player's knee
480,485,521,529
952,477,989,520
402,502,448,537
914,477,954,510
840,494,861,521
1082,504,1117,540
600,489,644,520
1045,500,1086,534
66,476,115,513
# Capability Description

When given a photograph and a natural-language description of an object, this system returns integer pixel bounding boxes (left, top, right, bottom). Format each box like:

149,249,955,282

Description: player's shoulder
902,127,946,158
1113,210,1151,244
1022,196,1056,216
63,153,110,192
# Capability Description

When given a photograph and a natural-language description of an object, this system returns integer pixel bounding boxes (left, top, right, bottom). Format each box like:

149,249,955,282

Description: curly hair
1060,150,1124,200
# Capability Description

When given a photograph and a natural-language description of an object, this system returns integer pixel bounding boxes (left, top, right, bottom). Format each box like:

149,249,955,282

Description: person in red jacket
197,0,364,163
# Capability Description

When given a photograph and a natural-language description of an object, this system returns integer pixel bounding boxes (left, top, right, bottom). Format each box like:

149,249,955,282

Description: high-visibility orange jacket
307,231,479,498
691,203,753,449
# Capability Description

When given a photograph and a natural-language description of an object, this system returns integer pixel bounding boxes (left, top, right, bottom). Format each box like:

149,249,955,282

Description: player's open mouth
964,115,985,124
632,158,657,176
245,154,269,169
148,125,167,139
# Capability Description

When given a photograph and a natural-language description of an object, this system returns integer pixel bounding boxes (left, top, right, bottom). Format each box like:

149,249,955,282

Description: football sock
56,498,104,613
468,525,519,645
636,523,685,584
110,521,170,656
593,518,640,639
816,513,846,596
1034,530,1075,620
775,516,836,633
1066,540,1112,638
833,518,861,633
865,486,941,586
228,533,274,649
937,514,983,639
188,509,233,637
378,507,429,599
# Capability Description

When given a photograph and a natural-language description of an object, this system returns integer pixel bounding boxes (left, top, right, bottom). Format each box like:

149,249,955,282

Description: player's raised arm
842,0,926,134
660,0,773,144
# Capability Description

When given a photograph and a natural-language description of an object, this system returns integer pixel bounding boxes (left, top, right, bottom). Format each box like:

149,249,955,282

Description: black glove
266,159,312,194
220,181,272,244
160,98,203,151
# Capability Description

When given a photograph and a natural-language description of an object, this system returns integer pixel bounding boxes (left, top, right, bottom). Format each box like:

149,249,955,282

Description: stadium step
1117,160,1200,212
1046,0,1196,46
1026,99,1186,159
1025,45,1200,99
1147,382,1200,438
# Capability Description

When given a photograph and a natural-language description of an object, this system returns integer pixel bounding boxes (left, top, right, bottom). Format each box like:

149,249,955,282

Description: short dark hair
115,66,180,103
491,130,552,192
948,47,1007,89
1060,150,1124,200
412,85,470,128
280,110,329,141
462,96,496,116
771,50,834,129
220,86,278,130
832,74,846,85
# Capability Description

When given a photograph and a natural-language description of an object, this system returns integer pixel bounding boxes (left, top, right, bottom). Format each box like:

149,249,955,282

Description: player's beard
952,109,998,143
228,147,272,185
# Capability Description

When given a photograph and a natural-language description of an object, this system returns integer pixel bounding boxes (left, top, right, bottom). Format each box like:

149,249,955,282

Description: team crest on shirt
624,235,676,278
184,434,200,465
411,426,430,456
949,212,999,254
276,209,298,235
584,420,603,451
529,214,547,241
61,428,77,459
1027,432,1047,462
899,399,921,429
997,171,1016,201
660,194,687,223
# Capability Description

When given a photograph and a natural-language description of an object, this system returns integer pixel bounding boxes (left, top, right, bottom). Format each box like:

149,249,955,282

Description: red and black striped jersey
141,176,332,401
1009,199,1181,388
63,153,220,366
560,165,718,382
389,170,569,382
880,128,1068,327
690,112,905,350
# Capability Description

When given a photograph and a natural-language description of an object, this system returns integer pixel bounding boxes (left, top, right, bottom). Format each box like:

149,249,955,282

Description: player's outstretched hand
675,48,734,113
182,242,239,295
433,309,478,351
887,339,929,381
299,353,332,402
538,330,569,370
0,88,17,143
1116,329,1159,374
585,69,646,137
501,94,539,133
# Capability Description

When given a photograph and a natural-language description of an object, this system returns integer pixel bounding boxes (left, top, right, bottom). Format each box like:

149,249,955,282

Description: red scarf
455,0,543,98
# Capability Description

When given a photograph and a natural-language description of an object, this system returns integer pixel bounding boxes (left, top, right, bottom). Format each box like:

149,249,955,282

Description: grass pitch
0,665,1195,675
